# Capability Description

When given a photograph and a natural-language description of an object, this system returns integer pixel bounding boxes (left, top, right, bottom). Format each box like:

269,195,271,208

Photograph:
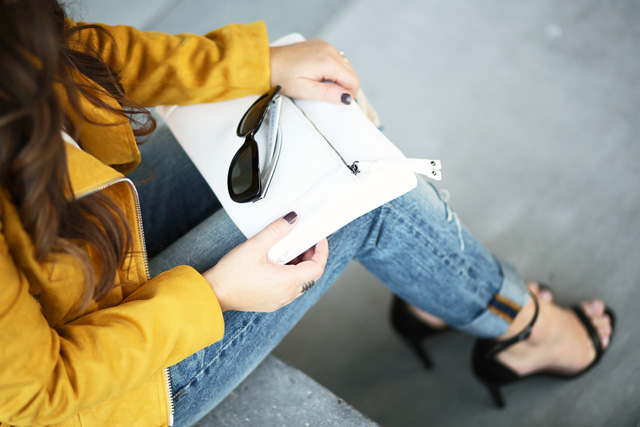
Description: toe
579,299,605,317
578,300,612,350
593,314,612,349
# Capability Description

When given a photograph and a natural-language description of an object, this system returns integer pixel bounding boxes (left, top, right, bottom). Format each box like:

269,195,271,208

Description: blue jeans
129,125,529,426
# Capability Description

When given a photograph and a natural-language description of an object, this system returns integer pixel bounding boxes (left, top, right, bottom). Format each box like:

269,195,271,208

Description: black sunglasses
227,86,283,203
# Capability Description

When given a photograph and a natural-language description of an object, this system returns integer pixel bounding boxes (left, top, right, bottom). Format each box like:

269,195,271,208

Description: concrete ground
76,1,640,426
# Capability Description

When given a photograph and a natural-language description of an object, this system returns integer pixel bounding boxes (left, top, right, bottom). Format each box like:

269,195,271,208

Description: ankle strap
484,292,539,359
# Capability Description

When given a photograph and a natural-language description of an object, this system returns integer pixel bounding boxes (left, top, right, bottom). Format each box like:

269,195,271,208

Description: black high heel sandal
390,295,450,369
471,292,616,408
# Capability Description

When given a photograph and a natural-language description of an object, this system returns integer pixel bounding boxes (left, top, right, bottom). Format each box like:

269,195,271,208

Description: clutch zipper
77,178,174,426
290,99,359,176
289,99,442,181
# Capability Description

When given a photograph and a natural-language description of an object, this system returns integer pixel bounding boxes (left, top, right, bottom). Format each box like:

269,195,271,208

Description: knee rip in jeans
431,186,465,252
447,205,465,252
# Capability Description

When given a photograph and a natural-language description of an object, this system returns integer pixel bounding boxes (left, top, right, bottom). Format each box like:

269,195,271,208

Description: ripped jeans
130,125,530,426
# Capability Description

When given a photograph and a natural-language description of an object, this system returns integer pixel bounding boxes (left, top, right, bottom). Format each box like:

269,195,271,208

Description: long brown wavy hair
0,0,156,309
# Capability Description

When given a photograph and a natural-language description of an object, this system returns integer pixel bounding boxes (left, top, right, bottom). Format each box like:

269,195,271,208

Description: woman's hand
203,213,329,312
270,39,361,105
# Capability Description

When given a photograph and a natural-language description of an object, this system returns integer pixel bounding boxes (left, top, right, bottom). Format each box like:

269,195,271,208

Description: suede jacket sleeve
67,20,272,107
0,211,225,425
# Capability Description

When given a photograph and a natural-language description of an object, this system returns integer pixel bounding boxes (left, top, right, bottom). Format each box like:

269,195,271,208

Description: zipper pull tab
355,158,442,181
349,161,361,174
405,158,442,181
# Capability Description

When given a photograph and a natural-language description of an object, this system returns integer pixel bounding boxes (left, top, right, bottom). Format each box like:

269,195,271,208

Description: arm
0,222,223,425
0,212,325,425
67,20,361,107
67,20,271,107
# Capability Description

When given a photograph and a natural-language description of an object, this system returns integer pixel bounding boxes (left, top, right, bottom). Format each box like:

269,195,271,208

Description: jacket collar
55,69,141,175
65,143,125,198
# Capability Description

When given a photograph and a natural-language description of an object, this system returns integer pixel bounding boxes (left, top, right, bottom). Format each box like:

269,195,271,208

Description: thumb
250,211,298,250
303,80,354,106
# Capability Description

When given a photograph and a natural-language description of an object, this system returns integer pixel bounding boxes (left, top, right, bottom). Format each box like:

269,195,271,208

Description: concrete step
195,355,379,427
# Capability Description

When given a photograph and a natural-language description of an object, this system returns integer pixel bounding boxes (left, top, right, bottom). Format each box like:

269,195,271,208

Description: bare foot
496,296,613,376
405,281,612,376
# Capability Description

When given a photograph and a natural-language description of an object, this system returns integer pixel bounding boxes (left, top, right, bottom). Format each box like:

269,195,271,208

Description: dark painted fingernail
284,211,298,224
341,93,352,105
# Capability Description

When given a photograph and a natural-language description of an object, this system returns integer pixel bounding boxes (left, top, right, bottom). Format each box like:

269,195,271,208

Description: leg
370,180,613,391
152,178,533,425
354,178,530,337
138,129,610,420
133,125,393,424
149,208,385,425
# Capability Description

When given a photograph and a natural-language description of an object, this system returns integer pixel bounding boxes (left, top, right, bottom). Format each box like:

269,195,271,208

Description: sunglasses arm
255,125,282,202
254,96,283,202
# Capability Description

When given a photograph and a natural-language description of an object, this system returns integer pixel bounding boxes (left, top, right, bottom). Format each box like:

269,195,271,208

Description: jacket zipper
77,178,174,426
163,367,175,426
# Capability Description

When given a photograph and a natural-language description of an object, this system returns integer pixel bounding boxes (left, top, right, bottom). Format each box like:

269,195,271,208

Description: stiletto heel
485,383,505,408
472,291,616,409
406,337,434,369
390,295,449,369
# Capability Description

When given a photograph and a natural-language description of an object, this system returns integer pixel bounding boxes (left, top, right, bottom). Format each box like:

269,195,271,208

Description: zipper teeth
126,178,175,425
78,178,173,425
163,367,175,426
124,178,151,282
124,179,175,425
289,98,357,175
77,178,151,282
76,177,129,199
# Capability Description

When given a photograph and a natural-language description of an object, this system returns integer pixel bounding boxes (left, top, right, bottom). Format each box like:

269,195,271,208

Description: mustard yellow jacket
0,20,270,426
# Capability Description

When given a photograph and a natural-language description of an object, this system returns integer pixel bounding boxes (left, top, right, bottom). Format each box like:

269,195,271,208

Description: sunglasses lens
237,86,280,136
228,141,260,202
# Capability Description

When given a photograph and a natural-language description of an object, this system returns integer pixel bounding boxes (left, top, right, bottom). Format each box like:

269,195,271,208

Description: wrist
269,46,282,88
203,268,231,312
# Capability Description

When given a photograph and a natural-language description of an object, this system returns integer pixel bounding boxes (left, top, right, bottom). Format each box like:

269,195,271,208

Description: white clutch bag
156,35,441,264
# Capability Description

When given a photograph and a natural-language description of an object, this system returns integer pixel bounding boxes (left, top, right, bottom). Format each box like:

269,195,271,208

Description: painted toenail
602,336,610,347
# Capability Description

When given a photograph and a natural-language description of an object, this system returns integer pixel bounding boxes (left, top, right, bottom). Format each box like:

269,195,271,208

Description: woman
0,0,613,426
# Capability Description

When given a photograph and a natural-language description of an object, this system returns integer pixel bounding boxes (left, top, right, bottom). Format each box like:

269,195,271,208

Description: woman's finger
311,238,329,266
323,56,361,95
304,238,328,273
270,39,361,105
250,211,298,255
298,246,315,262
300,79,356,106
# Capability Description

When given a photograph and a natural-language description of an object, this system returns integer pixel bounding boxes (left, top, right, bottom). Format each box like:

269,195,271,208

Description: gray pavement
76,1,640,426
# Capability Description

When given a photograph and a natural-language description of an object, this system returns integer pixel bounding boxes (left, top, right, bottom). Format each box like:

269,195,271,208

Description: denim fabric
127,126,222,258
132,125,529,426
